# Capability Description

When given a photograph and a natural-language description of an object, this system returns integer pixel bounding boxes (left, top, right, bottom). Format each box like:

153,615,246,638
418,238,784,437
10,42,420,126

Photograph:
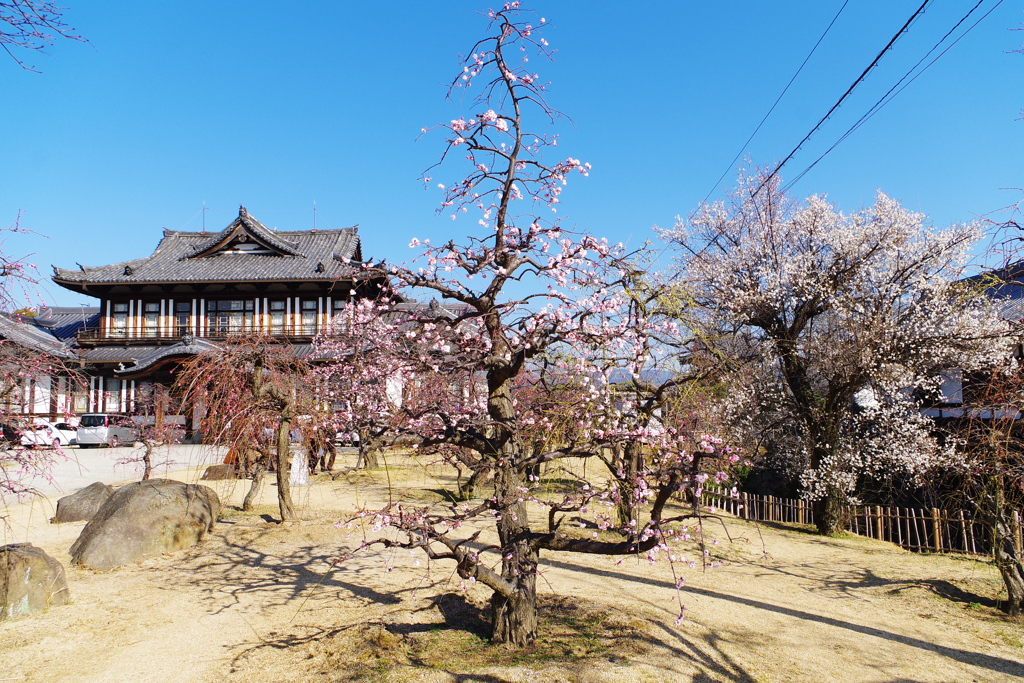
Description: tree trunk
814,489,846,536
243,460,266,512
489,464,538,645
360,445,380,470
141,444,153,481
614,442,644,530
490,575,538,646
458,468,487,500
994,482,1024,616
324,441,337,471
275,419,297,521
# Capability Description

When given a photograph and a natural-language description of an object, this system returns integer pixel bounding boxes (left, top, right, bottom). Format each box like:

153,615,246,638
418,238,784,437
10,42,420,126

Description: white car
20,423,69,449
50,422,78,445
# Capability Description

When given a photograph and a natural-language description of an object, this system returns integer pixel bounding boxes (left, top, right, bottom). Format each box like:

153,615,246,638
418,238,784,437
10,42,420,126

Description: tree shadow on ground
225,590,753,682
543,556,1024,677
385,593,491,638
741,551,1003,609
158,517,402,615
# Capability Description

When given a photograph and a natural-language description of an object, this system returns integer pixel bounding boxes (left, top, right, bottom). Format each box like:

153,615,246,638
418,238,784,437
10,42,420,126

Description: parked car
0,423,22,449
76,413,139,448
20,423,66,449
50,422,78,445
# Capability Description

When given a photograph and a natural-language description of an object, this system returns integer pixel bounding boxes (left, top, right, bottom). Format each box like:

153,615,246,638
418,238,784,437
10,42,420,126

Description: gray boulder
1,543,70,621
200,464,239,480
53,481,115,523
70,479,220,570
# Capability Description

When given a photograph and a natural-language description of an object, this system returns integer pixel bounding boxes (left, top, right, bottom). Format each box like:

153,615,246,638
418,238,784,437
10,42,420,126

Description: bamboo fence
699,485,1023,557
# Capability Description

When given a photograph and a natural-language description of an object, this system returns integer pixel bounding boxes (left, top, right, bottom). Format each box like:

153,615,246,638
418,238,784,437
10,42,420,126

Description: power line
754,0,933,197
700,1,850,208
782,0,1004,192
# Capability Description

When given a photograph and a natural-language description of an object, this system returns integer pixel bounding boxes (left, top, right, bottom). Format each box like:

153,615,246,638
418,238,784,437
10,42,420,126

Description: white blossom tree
662,170,1013,535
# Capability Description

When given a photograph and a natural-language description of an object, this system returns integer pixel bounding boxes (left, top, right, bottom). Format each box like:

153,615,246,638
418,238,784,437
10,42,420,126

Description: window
73,389,89,414
269,300,286,334
207,300,254,336
143,302,160,337
330,298,349,333
104,379,121,412
300,300,318,334
175,302,191,336
110,302,128,338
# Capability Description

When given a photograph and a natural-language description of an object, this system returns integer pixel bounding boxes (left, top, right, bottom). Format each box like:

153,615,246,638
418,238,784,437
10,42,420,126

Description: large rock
200,464,239,481
53,481,115,523
1,543,70,621
70,479,220,570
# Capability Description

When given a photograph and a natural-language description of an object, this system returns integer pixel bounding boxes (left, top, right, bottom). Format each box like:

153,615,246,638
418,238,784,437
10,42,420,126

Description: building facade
48,206,387,415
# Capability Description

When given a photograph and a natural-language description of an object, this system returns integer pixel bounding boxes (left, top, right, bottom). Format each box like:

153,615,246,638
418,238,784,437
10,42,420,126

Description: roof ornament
239,205,248,218
315,262,325,273
124,265,134,276
181,333,196,346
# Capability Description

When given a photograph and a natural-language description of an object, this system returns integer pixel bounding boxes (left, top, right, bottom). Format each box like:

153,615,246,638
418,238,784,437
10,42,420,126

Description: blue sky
1,1,1021,307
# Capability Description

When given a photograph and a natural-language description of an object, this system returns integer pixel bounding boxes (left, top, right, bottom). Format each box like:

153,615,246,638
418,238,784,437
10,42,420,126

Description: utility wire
699,0,850,208
782,0,1003,192
754,0,932,197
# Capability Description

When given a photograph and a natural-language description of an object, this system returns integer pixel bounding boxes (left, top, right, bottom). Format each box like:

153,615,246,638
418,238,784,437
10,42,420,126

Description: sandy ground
1,454,1023,683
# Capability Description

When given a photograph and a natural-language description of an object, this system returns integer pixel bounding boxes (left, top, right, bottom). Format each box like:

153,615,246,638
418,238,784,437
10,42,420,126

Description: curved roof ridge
52,255,149,279
187,206,302,259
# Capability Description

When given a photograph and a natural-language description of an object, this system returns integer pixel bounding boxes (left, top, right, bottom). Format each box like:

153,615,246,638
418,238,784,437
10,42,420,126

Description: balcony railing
76,323,339,345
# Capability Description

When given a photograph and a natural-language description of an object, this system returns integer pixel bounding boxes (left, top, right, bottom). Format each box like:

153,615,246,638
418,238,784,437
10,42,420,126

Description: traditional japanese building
49,206,388,414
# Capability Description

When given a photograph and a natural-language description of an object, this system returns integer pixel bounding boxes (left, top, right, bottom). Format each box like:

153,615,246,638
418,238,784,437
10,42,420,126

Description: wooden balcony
75,323,331,347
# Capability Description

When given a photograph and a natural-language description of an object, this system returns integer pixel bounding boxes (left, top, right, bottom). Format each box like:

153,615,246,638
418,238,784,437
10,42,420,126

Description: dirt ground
1,454,1023,683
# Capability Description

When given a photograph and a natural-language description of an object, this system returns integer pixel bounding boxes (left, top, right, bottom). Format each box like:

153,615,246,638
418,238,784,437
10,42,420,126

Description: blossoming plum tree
324,4,736,646
662,170,1013,535
175,335,327,521
0,217,81,505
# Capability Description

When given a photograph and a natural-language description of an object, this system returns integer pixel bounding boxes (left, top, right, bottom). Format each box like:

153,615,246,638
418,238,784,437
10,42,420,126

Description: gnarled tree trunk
243,458,266,512
994,482,1024,616
489,464,538,646
275,417,297,521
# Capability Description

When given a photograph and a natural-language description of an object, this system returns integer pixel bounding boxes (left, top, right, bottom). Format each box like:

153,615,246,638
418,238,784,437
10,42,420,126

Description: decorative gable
185,206,304,260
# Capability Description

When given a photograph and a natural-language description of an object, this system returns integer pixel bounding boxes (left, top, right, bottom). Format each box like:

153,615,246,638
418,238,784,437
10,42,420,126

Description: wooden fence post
875,506,883,541
1013,510,1022,555
931,508,942,553
967,512,977,555
958,510,968,555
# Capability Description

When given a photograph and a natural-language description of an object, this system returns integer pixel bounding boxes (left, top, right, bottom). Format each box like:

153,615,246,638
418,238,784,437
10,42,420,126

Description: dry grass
1,455,1022,682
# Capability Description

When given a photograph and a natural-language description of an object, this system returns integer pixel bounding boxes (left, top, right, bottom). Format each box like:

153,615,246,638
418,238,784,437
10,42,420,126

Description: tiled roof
116,340,318,373
79,346,164,363
962,261,1024,322
52,206,364,286
33,307,100,343
115,337,222,374
0,313,74,357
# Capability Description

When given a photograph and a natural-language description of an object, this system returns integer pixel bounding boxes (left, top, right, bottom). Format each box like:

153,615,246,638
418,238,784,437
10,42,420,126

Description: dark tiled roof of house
0,313,75,357
962,261,1024,322
79,346,164,363
51,206,364,286
33,307,100,343
114,337,223,374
